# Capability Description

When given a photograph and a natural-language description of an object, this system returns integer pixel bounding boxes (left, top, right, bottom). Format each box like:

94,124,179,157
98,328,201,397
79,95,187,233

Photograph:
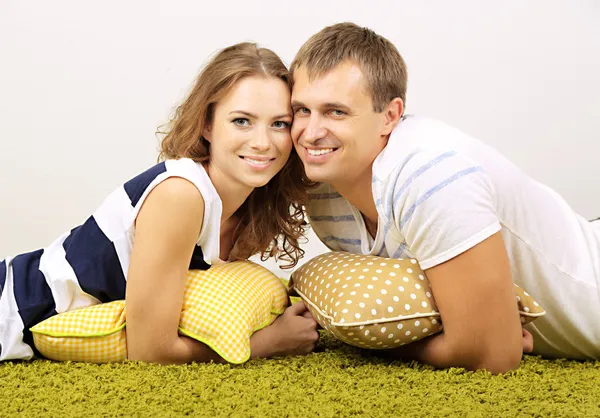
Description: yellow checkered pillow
31,261,289,364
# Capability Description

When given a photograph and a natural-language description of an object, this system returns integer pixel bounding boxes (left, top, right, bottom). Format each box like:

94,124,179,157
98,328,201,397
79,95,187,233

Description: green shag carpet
2,333,600,417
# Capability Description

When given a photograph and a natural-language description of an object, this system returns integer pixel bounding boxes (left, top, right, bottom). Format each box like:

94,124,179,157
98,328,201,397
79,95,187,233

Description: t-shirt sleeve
306,183,363,253
391,149,501,270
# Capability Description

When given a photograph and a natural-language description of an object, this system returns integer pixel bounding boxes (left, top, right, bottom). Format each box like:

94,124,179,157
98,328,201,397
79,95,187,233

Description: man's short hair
291,22,408,113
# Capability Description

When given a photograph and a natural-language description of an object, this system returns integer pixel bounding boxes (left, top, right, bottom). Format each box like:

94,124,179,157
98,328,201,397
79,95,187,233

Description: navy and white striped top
0,158,222,361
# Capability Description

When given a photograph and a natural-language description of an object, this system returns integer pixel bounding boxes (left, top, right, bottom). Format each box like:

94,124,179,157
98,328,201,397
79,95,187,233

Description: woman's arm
125,177,320,364
385,232,524,374
125,177,212,364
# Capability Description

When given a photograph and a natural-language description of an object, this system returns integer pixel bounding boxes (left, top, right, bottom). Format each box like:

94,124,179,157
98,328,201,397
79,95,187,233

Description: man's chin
304,167,335,184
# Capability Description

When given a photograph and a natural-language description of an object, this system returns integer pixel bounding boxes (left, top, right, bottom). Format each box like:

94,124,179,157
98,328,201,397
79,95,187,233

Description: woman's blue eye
273,121,290,129
233,118,250,126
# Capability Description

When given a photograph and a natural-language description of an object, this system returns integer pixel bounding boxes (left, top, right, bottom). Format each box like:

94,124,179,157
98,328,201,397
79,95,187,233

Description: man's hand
522,328,533,353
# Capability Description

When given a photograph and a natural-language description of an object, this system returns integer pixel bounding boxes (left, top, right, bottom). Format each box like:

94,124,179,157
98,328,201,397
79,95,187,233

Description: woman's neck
203,162,253,225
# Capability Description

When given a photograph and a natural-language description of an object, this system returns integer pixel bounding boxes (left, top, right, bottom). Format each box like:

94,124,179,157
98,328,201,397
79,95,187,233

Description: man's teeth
244,157,270,165
307,148,334,156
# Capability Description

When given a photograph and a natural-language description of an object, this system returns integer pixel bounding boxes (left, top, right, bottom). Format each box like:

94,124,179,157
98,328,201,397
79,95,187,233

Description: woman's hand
250,301,319,358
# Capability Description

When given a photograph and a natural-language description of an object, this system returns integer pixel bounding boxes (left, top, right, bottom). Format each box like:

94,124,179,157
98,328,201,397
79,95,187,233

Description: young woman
0,42,319,364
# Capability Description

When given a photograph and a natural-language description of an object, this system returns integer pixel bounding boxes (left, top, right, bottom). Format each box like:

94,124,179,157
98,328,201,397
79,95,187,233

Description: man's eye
233,118,250,126
330,110,345,116
272,121,290,129
295,107,310,115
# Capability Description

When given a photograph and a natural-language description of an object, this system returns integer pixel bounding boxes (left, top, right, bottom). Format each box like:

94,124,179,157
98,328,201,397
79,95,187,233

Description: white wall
1,0,599,278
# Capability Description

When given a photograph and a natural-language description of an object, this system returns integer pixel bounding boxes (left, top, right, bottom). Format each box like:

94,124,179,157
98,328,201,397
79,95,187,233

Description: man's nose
302,115,327,144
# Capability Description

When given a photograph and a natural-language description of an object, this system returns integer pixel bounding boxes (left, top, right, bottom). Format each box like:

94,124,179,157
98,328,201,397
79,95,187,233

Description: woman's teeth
307,148,334,156
244,157,270,165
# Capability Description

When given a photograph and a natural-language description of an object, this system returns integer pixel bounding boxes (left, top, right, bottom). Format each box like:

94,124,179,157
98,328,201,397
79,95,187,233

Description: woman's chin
241,177,272,189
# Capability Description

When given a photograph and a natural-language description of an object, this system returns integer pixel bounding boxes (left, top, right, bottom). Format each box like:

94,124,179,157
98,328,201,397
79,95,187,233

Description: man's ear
202,124,212,143
380,98,404,136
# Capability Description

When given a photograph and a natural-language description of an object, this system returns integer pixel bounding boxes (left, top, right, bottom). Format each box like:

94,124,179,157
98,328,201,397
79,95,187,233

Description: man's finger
522,328,534,353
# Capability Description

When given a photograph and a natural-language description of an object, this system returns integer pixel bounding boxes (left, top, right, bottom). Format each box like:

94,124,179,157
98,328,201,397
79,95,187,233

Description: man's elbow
473,355,521,374
469,347,523,375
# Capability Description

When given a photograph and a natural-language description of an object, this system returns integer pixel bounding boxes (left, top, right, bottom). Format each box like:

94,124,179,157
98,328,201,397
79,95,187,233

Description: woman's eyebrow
229,110,291,119
229,110,257,118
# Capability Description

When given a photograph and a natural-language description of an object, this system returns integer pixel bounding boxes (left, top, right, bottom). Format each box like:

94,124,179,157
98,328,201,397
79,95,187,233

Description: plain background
1,0,598,277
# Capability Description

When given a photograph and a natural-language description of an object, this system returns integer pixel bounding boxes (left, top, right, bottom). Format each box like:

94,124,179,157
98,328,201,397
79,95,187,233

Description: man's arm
385,232,524,374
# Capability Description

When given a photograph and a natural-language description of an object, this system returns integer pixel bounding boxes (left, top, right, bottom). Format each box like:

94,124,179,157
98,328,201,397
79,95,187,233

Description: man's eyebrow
322,102,351,111
291,101,352,111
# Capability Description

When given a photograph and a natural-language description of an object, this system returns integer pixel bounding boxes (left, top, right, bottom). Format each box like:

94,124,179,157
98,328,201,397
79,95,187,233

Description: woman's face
204,76,293,189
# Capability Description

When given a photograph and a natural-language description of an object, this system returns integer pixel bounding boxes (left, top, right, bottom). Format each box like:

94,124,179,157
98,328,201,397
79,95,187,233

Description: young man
290,22,600,374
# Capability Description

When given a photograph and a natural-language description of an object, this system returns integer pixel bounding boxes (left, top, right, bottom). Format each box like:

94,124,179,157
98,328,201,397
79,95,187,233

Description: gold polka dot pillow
31,261,289,364
290,252,545,349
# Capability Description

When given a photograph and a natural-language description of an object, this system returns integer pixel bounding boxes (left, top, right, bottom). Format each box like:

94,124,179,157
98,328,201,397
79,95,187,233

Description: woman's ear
202,124,212,143
381,98,404,136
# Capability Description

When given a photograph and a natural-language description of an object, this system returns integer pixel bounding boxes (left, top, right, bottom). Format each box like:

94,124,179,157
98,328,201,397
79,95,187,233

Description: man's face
291,61,389,188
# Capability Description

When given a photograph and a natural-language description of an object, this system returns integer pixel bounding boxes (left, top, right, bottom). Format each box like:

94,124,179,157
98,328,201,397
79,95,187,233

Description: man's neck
332,169,378,225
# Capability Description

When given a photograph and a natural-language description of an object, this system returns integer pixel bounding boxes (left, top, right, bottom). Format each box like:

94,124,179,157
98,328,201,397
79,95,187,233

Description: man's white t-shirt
307,115,600,360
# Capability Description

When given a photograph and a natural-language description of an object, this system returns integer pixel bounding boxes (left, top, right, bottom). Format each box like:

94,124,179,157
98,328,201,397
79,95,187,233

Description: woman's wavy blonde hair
158,42,315,268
